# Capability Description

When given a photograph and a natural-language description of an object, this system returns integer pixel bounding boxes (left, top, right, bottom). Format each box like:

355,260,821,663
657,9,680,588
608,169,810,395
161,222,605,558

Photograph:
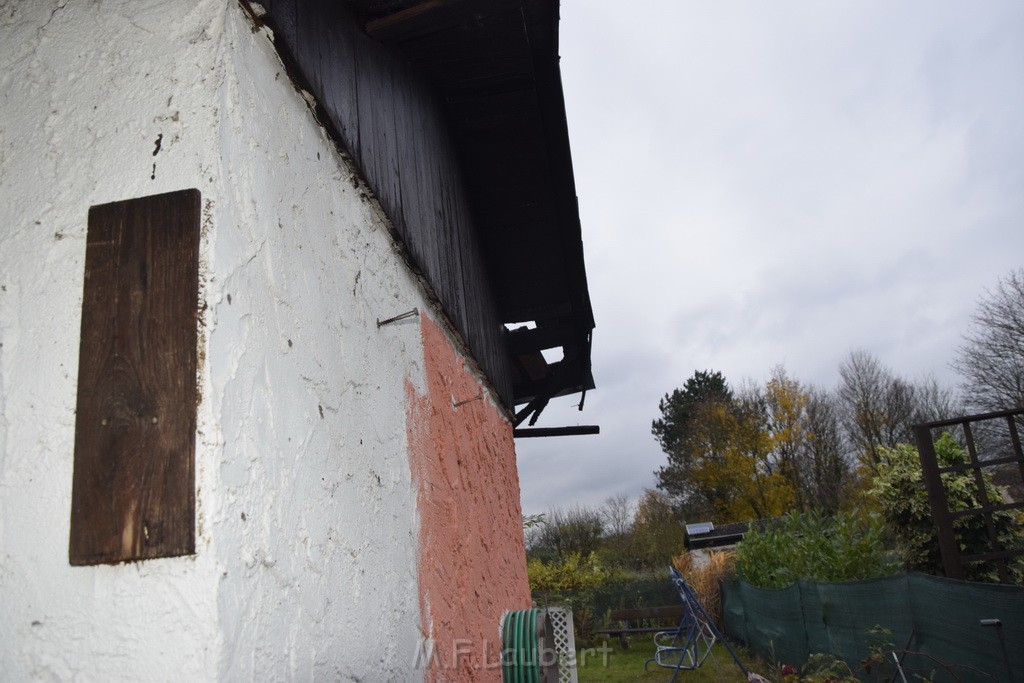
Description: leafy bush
527,552,617,593
528,552,632,643
736,511,897,588
871,433,1024,583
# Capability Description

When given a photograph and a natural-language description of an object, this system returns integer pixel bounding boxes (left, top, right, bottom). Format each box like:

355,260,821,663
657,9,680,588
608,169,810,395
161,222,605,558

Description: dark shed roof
258,0,594,421
684,520,771,550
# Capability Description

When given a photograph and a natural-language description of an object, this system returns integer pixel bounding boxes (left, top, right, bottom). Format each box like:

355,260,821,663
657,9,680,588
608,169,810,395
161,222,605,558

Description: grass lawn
575,636,757,682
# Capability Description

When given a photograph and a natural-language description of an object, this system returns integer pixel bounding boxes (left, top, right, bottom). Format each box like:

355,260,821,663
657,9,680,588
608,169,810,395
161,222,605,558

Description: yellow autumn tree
766,367,811,511
684,395,794,522
765,366,853,513
655,368,852,523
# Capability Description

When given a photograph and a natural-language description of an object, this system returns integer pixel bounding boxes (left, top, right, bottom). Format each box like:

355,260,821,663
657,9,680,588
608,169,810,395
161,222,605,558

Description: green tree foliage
653,369,852,522
653,370,789,521
652,370,733,517
871,434,1024,583
522,513,546,529
735,511,897,588
652,370,733,461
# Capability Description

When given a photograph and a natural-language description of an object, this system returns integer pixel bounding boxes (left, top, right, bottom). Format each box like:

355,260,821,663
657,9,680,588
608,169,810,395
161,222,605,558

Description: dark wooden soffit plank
359,0,596,412
69,188,200,566
521,0,594,330
364,0,525,42
359,0,590,322
365,0,473,41
376,1,594,327
258,0,595,412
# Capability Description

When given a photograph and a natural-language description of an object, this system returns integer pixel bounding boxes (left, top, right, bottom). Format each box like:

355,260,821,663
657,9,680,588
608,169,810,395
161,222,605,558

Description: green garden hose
526,608,539,683
502,610,513,683
502,609,541,682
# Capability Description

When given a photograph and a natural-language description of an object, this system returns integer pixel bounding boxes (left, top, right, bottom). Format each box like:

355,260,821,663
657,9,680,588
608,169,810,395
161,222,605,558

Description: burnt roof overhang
350,0,596,423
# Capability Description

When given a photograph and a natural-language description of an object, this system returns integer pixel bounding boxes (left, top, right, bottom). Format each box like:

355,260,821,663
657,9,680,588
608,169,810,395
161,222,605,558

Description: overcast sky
516,0,1024,516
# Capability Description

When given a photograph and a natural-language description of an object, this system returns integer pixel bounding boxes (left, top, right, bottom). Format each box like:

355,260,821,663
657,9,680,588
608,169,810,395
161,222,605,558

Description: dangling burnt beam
513,426,600,438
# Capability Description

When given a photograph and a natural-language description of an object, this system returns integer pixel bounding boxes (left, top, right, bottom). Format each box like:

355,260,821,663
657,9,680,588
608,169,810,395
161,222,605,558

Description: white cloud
516,0,1024,515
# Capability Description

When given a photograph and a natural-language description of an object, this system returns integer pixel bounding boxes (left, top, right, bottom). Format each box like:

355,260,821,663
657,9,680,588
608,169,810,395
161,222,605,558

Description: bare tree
525,504,604,562
802,386,850,514
953,268,1024,413
838,349,966,472
600,493,632,538
631,489,685,569
837,350,917,471
911,373,963,424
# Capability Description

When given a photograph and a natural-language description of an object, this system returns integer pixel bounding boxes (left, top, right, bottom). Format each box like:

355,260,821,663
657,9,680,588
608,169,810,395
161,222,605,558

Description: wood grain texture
264,0,516,406
69,189,200,566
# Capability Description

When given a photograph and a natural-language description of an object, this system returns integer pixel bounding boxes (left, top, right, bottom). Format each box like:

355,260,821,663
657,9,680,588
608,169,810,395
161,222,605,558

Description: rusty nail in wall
376,308,419,328
452,392,483,408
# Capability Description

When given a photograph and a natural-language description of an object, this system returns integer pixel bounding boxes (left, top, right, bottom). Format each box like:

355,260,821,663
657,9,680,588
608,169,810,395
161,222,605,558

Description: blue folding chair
645,567,750,681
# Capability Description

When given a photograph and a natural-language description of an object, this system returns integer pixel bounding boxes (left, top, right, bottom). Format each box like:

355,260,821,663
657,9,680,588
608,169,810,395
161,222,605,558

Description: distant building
0,1,594,680
684,520,768,567
685,521,755,551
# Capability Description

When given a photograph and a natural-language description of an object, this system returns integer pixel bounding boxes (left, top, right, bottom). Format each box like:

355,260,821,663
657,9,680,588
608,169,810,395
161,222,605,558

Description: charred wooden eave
255,0,595,417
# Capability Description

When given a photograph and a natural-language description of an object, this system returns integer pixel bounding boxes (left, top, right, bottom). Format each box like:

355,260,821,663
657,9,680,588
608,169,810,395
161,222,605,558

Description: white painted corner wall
0,1,443,678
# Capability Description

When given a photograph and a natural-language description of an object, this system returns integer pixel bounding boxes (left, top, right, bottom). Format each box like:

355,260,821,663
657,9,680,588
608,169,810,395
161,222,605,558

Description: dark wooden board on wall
69,188,200,566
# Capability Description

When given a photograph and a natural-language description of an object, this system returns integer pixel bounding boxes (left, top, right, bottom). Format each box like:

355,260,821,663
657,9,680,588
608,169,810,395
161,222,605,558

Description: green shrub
527,552,616,593
736,511,897,588
871,433,1024,583
528,553,651,644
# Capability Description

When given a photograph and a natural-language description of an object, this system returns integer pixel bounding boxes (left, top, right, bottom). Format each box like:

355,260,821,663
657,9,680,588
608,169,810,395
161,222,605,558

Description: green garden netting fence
721,572,1023,681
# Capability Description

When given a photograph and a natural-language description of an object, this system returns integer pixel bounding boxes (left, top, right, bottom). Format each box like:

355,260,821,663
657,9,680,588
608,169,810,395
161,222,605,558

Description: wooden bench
594,604,685,649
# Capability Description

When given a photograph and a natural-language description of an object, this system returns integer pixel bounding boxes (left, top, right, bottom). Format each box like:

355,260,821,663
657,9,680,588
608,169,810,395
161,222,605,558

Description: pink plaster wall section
406,314,531,681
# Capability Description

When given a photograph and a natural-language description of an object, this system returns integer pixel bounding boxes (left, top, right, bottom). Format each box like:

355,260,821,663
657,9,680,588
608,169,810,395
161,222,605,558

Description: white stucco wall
0,1,436,678
209,4,429,679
